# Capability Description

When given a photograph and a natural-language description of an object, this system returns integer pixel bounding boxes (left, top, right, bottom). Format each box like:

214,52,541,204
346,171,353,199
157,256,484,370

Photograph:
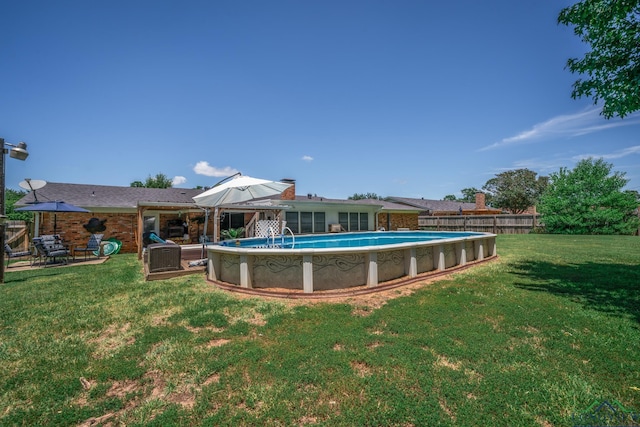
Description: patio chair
75,234,104,260
4,243,33,267
32,235,70,267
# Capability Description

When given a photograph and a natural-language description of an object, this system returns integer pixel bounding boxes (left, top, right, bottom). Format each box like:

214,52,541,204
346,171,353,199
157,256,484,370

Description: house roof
15,182,421,213
15,182,205,210
387,196,504,215
348,198,422,212
387,196,476,212
281,196,420,212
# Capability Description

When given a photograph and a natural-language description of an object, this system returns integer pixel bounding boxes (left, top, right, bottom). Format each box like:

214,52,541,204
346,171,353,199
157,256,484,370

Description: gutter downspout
137,205,144,260
201,207,209,258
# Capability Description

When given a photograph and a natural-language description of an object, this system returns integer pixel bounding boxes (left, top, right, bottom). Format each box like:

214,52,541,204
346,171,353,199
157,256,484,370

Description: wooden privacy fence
5,220,30,251
419,214,541,234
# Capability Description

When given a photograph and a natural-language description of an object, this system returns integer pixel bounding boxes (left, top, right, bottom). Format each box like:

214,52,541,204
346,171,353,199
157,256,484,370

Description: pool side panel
377,249,406,283
252,255,303,290
465,241,476,262
416,246,434,274
444,243,457,269
313,253,367,290
220,254,240,285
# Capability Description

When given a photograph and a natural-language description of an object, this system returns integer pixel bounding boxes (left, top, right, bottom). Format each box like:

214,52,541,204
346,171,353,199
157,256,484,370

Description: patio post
0,139,29,283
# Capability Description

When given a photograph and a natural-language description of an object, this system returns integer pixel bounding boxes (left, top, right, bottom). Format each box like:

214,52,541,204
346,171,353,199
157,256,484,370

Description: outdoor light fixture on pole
0,138,29,284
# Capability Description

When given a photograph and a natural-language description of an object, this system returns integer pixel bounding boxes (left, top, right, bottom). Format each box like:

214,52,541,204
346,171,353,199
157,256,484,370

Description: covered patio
134,202,289,260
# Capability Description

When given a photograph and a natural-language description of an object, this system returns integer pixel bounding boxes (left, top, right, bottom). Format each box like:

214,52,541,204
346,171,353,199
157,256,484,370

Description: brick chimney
280,178,296,200
475,192,486,210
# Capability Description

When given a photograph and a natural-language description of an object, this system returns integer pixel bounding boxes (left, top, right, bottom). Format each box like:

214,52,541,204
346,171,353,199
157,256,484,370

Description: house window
339,212,349,231
285,211,326,234
314,212,325,233
221,213,245,231
143,215,158,234
349,213,359,231
300,212,313,233
339,212,369,231
359,212,368,231
285,211,299,234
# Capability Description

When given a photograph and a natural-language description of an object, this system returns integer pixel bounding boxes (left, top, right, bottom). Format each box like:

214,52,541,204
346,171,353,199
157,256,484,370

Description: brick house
16,182,205,255
16,180,420,255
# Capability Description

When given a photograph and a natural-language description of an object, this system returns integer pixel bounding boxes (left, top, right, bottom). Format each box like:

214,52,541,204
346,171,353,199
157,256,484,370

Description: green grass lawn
1,235,639,426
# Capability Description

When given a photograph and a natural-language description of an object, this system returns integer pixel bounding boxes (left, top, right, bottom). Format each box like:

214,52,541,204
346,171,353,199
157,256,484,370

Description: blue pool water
218,231,482,249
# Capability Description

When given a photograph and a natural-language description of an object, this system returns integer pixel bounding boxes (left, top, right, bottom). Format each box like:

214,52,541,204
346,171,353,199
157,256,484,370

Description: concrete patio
5,256,110,272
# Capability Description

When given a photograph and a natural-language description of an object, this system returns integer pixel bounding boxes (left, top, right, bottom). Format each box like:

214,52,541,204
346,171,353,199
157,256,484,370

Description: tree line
350,158,638,235
443,159,639,235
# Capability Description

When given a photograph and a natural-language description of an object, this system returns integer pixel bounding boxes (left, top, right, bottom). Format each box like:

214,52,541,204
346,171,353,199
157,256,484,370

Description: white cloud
392,178,408,185
172,176,187,186
486,157,568,177
572,145,640,161
193,161,239,177
302,155,314,162
480,107,640,151
509,158,566,173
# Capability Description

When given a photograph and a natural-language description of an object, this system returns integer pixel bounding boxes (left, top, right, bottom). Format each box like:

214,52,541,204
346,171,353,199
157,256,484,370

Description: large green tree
130,173,173,189
460,187,483,203
5,189,31,221
443,188,487,204
483,169,548,214
538,158,640,234
558,0,640,118
348,193,382,200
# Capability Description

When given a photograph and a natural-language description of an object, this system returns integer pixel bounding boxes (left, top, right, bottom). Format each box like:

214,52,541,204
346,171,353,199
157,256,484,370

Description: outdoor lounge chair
5,243,33,267
32,235,70,267
75,234,104,260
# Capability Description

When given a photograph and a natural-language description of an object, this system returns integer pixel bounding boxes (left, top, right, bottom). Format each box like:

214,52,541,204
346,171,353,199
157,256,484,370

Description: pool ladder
267,226,295,249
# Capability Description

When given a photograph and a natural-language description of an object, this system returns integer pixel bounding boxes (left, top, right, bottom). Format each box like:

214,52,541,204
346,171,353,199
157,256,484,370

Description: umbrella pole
214,207,219,243
35,213,41,237
201,208,209,259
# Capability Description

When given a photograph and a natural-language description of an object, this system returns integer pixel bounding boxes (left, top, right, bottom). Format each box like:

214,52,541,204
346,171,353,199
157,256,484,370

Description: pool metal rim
210,231,492,255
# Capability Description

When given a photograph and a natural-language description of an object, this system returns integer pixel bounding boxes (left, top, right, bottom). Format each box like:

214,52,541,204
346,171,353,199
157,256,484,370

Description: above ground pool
206,230,497,295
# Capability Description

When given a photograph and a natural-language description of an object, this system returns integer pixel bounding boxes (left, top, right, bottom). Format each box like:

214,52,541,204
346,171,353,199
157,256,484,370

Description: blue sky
2,0,639,200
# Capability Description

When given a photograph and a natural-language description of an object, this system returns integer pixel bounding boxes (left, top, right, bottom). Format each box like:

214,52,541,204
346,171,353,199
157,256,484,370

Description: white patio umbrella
193,174,292,243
